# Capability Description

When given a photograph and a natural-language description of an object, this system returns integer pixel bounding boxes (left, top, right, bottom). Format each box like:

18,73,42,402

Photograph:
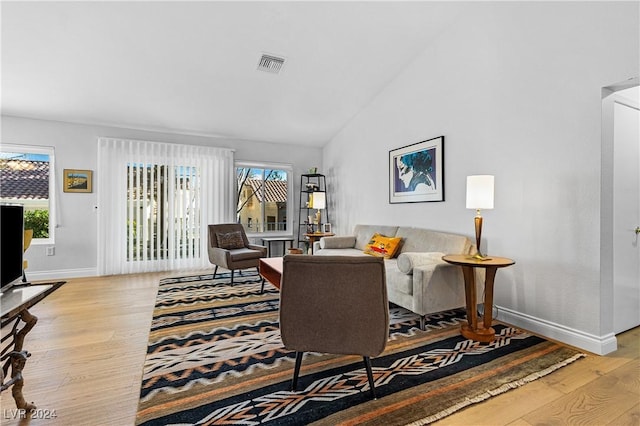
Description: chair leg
213,265,219,279
292,352,304,391
420,315,426,331
363,356,377,399
230,270,235,286
256,267,265,293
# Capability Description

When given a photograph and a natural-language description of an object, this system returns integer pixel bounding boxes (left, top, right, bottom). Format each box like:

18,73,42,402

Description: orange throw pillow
363,233,402,259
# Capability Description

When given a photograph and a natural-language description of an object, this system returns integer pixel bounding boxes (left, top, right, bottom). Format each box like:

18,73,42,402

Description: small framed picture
63,169,93,193
323,223,332,233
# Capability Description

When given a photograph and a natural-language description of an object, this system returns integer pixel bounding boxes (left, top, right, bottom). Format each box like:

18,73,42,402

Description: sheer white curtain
97,138,235,275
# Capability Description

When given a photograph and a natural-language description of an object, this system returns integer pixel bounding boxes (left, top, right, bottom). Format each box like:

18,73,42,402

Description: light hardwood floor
1,273,638,425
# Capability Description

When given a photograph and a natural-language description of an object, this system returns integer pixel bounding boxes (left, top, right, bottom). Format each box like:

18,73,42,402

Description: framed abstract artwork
63,169,93,193
389,136,444,203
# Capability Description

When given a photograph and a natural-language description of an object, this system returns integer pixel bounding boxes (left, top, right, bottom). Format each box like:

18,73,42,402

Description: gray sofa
314,224,480,329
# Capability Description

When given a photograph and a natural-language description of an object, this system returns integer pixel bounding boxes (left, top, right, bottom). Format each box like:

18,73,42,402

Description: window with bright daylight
0,144,56,244
236,162,291,235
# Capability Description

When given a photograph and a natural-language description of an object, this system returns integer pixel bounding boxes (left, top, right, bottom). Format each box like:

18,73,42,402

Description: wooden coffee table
259,257,283,290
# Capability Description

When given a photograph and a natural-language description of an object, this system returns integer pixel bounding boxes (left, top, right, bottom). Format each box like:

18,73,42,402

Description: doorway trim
600,76,639,351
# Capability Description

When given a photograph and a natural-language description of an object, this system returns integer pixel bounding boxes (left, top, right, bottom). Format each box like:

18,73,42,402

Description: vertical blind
97,138,235,275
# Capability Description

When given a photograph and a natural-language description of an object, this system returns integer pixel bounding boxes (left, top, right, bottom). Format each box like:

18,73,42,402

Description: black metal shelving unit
297,173,330,250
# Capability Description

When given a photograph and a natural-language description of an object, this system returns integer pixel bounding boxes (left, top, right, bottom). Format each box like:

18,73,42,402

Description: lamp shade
310,191,326,209
466,175,494,209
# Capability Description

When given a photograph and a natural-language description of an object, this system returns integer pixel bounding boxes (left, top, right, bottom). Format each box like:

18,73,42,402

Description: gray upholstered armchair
207,223,267,289
279,255,388,399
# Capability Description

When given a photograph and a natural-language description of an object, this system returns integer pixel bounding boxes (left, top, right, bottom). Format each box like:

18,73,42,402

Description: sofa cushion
363,233,403,259
216,231,245,249
228,247,263,261
397,252,446,274
395,227,472,255
320,235,357,249
315,247,365,257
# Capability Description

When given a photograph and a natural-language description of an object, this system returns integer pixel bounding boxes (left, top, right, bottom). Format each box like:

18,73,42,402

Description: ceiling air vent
257,54,285,74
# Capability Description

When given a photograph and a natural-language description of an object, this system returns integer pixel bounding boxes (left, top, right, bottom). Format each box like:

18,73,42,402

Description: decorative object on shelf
308,167,318,174
389,136,444,203
323,223,331,233
63,169,93,193
305,182,320,191
466,175,494,260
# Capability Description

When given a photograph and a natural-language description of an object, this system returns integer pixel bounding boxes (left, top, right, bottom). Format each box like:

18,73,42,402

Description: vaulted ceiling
1,1,467,147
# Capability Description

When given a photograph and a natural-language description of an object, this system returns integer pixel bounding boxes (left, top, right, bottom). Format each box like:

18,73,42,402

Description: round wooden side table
303,232,334,254
442,254,515,343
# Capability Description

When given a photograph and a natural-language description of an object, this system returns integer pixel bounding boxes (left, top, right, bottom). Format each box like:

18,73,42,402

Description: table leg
482,267,498,331
10,350,35,411
460,266,496,343
259,261,282,290
461,266,478,331
1,309,38,410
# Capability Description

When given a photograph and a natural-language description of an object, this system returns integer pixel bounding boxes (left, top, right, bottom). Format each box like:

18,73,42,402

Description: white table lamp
310,191,325,210
310,192,326,228
466,175,494,259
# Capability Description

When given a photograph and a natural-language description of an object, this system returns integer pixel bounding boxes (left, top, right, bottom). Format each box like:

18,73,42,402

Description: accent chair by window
207,223,267,291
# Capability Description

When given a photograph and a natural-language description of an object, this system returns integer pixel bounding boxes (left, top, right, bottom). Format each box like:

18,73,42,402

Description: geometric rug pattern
136,270,584,425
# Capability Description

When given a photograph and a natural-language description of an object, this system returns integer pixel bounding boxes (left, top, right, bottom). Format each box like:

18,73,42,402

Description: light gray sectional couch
314,224,480,329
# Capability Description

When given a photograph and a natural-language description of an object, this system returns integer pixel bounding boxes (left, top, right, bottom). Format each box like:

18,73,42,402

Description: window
0,144,56,244
126,163,201,262
236,162,292,235
98,138,235,275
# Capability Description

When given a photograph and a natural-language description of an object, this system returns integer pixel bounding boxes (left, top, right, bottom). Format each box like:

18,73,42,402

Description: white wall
2,115,321,278
323,2,639,354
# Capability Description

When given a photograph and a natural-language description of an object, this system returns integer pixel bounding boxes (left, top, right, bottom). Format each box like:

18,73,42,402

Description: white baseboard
26,268,97,282
495,305,618,355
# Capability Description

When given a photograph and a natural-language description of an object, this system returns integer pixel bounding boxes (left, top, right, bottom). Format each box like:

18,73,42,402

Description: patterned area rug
136,270,584,425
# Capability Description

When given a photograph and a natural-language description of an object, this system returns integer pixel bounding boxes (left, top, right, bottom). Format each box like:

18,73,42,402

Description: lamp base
468,252,493,261
471,212,492,261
